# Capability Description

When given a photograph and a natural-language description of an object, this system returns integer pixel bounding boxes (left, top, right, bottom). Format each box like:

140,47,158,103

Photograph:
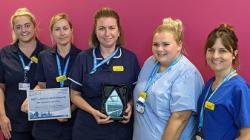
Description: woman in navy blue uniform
26,13,81,140
69,7,140,140
0,8,47,140
197,24,250,139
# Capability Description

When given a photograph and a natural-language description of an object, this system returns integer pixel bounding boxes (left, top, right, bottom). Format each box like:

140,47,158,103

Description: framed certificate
27,87,71,121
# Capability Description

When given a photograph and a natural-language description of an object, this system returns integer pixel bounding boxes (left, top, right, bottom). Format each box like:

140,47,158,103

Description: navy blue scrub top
69,47,140,140
35,44,81,88
0,40,47,132
33,44,81,139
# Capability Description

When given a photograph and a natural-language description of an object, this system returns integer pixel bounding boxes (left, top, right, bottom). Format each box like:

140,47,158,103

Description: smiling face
206,38,237,74
51,19,72,47
152,31,182,67
13,16,36,43
95,17,120,49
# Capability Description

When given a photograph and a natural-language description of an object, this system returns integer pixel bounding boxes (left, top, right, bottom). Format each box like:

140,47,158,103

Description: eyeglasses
14,23,33,31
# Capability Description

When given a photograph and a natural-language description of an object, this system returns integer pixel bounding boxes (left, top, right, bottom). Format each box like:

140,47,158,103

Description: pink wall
0,0,249,138
1,0,250,82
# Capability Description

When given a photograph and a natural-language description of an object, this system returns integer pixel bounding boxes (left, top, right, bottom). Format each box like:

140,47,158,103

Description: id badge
19,83,30,91
205,101,215,111
136,100,145,114
112,66,124,72
56,75,67,82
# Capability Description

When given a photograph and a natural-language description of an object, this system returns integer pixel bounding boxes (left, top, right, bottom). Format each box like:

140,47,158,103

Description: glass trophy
101,84,128,120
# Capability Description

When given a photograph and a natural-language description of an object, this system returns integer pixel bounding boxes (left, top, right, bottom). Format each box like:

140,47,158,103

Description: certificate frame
27,87,71,121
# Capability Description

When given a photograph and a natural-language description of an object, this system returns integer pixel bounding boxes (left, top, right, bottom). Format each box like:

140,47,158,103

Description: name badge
31,56,38,63
19,83,30,91
205,101,215,111
56,75,67,82
112,66,124,72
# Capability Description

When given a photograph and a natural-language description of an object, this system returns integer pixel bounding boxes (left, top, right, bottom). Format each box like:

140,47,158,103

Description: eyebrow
15,22,32,26
97,25,117,27
153,41,171,43
54,24,70,28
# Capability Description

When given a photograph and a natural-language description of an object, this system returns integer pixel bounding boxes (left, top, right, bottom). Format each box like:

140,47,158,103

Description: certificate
27,87,71,121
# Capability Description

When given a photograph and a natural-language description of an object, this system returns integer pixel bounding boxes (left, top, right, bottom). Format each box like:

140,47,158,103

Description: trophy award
101,84,128,120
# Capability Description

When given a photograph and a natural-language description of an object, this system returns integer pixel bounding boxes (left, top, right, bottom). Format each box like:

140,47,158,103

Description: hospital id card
19,83,30,91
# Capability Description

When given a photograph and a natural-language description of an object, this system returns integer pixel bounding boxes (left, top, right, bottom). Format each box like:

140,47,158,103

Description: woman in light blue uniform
133,17,204,140
197,24,250,139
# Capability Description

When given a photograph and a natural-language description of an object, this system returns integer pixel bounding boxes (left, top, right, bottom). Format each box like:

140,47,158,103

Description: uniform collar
50,43,78,56
95,46,122,60
10,39,45,56
10,41,19,54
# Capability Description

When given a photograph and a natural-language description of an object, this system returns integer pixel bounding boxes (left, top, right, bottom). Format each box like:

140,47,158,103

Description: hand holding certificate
27,87,71,121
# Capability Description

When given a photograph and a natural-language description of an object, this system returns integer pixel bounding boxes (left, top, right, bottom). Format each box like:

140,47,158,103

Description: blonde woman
31,13,81,140
133,17,204,140
0,8,47,140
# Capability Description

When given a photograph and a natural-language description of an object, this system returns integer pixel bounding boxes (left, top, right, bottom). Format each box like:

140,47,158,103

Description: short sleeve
0,50,4,83
127,53,140,100
68,53,84,92
233,84,250,128
133,54,140,82
35,53,46,82
170,70,203,112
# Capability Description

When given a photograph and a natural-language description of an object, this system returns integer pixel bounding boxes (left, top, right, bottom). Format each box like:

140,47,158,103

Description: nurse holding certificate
23,13,81,140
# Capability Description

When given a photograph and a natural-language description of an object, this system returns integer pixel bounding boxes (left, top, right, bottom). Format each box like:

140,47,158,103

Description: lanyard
198,69,236,130
19,54,33,71
144,54,183,93
56,54,70,87
18,54,33,83
90,47,119,74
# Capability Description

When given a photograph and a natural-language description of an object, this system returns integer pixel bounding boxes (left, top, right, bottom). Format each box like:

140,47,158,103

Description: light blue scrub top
133,55,204,140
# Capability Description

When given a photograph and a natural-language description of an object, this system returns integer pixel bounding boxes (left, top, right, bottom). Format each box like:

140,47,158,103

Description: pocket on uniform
150,80,172,119
155,91,171,119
